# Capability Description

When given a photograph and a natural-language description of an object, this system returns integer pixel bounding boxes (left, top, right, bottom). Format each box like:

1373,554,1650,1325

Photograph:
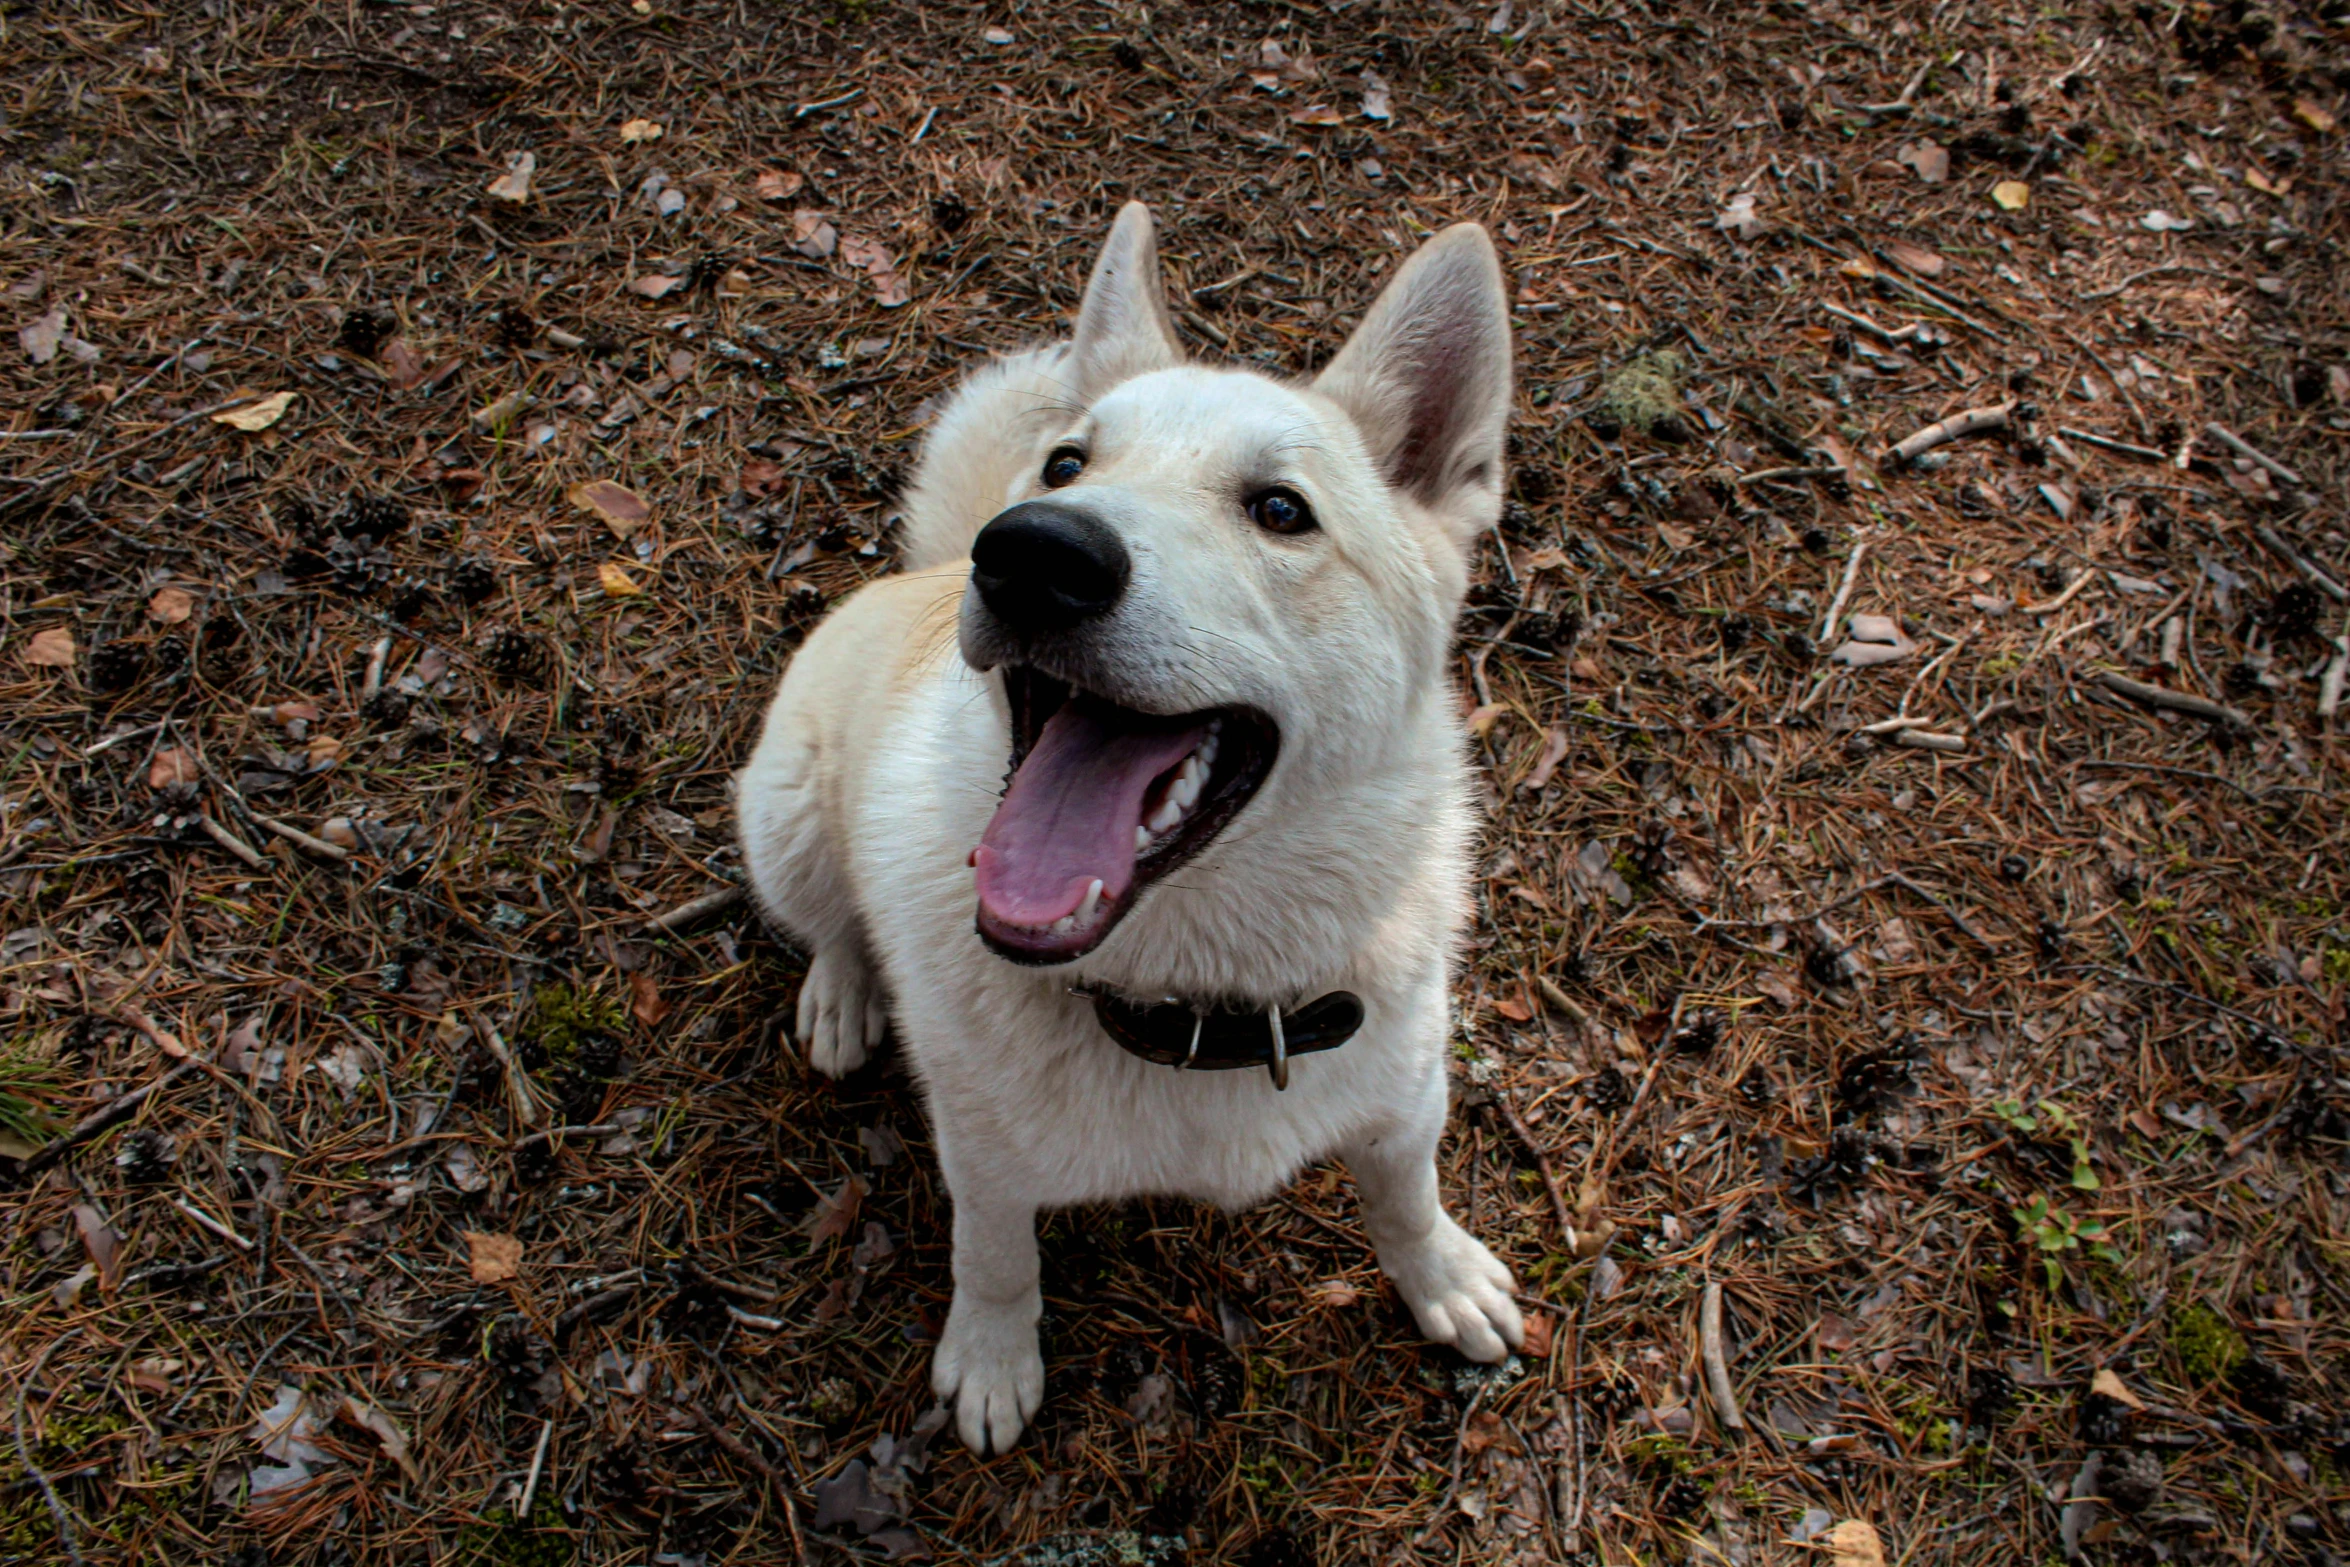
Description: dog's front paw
932,1294,1044,1455
795,945,886,1078
1378,1215,1523,1363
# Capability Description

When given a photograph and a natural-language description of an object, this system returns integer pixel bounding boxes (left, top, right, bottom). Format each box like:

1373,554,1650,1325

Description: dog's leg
930,1181,1044,1454
1343,1079,1523,1363
739,725,888,1079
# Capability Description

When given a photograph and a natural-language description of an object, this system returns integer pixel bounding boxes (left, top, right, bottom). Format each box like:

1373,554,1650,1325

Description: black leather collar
1087,988,1364,1090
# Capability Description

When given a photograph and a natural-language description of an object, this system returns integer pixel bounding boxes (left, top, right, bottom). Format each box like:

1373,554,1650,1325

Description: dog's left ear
1069,202,1183,399
1313,224,1512,544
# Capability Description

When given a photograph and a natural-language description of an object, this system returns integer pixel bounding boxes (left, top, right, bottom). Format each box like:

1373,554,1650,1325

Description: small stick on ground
169,1195,255,1252
2254,525,2348,602
2019,569,2100,616
686,1404,810,1566
518,1416,554,1517
1495,1095,1579,1252
11,1333,86,1567
2091,670,2253,731
2202,421,2305,488
251,813,350,862
18,1060,202,1178
2056,425,2171,463
1816,540,1870,648
198,813,268,870
1889,401,2015,467
642,884,746,934
1700,1282,1746,1432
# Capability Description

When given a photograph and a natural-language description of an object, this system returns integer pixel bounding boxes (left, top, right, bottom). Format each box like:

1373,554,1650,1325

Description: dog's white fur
737,204,1522,1454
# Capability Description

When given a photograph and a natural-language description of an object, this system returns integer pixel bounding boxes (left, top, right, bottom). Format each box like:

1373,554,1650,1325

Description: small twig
198,813,268,870
2090,670,2253,731
1734,463,1846,486
686,1404,811,1565
471,1017,548,1129
2,393,260,496
1699,1282,1746,1431
792,86,863,118
2057,426,2172,463
2321,623,2349,723
2201,421,2305,487
1816,541,1870,648
169,1195,255,1252
361,635,393,702
1890,728,1968,753
1889,401,2014,467
2018,569,2100,617
508,1122,618,1152
1495,1096,1579,1252
12,1333,86,1567
1852,59,1933,115
2080,264,2251,302
517,1417,554,1518
18,1061,201,1178
250,814,350,862
2253,526,2347,602
641,884,745,934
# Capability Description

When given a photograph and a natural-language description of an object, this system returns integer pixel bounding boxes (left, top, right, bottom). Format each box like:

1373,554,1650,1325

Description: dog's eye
1041,447,1086,488
1247,487,1316,536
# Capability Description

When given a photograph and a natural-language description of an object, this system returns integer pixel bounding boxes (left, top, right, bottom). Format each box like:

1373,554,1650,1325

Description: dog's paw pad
1380,1217,1523,1364
932,1299,1044,1456
796,946,885,1078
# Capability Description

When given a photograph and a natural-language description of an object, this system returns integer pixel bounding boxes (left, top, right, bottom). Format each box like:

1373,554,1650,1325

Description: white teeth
1135,824,1152,851
1148,796,1184,834
1135,733,1225,853
1076,877,1104,925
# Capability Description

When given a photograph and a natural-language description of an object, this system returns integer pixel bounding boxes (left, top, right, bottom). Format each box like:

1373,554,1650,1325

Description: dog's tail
894,343,1079,573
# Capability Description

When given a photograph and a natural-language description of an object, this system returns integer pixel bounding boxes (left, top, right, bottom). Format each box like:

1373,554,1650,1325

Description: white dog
737,203,1523,1454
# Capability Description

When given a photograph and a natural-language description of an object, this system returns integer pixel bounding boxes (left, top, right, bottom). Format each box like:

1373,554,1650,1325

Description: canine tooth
1171,771,1200,810
1135,824,1151,851
1077,877,1104,925
1148,796,1184,834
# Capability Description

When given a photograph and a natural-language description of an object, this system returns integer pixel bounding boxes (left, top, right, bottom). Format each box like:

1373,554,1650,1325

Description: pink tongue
973,700,1206,928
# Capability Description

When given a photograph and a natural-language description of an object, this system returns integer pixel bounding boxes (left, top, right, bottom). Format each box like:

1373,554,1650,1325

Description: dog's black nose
970,501,1130,634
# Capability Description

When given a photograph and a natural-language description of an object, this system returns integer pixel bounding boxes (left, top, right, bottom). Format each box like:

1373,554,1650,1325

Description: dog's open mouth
970,667,1277,964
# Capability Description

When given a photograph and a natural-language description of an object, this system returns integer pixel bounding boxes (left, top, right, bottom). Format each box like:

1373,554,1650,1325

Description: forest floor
2,0,2347,1563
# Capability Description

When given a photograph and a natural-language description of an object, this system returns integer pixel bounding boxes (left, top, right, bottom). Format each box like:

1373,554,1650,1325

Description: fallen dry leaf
1521,726,1570,792
465,1230,523,1284
1520,1311,1554,1357
379,338,426,388
1490,996,1533,1023
74,1203,121,1288
741,457,788,498
486,150,536,203
598,561,644,597
214,391,296,431
5,269,43,303
2091,1367,2146,1411
25,626,77,667
620,118,663,144
1991,179,2031,211
20,303,65,364
1458,1409,1511,1455
339,1397,421,1484
1827,1519,1886,1567
567,479,652,537
755,169,804,202
792,210,839,260
2293,98,2336,134
1895,140,1948,182
1361,71,1392,120
838,232,909,307
1716,190,1763,241
629,273,685,299
1309,1279,1361,1308
1883,239,1945,278
149,748,199,790
2243,167,2289,196
1289,103,1345,126
1817,1312,1858,1352
149,585,194,623
629,968,669,1027
805,1174,870,1244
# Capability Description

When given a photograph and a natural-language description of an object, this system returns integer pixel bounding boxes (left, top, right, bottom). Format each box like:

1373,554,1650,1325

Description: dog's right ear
1067,202,1182,400
1313,224,1513,547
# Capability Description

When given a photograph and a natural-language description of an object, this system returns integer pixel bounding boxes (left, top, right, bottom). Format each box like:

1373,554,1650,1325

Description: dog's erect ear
1068,202,1183,399
1313,224,1512,543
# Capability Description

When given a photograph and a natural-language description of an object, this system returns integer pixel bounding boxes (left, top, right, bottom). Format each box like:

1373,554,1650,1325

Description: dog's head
959,204,1512,964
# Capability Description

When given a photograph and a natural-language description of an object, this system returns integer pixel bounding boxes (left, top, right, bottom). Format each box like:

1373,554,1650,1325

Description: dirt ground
2,0,2347,1562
